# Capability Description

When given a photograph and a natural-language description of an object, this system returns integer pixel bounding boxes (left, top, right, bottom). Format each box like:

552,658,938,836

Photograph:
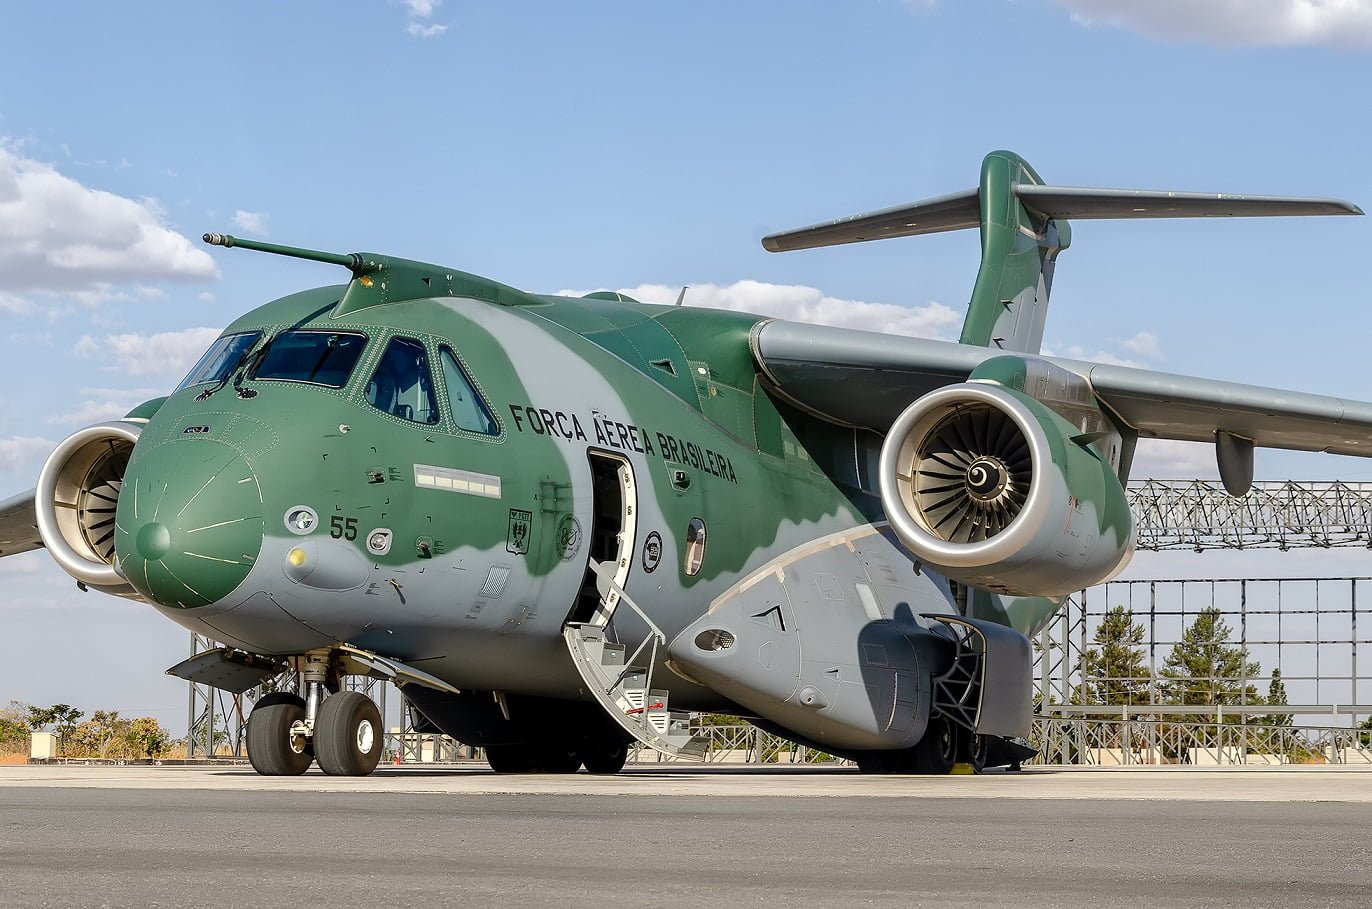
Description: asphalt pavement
0,767,1368,908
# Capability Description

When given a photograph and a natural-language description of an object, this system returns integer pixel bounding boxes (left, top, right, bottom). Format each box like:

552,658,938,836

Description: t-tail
762,150,1360,354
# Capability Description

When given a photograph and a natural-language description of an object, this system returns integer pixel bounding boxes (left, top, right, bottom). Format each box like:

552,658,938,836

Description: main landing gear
246,649,384,777
854,716,988,775
483,736,630,775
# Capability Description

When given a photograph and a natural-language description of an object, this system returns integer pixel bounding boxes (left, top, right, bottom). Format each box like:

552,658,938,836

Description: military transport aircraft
0,150,1367,776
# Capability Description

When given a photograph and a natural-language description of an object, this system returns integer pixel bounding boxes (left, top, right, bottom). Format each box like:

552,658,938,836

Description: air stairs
563,562,708,760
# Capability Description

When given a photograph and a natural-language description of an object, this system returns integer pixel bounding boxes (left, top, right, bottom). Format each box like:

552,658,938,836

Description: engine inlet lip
35,421,143,588
878,383,1053,569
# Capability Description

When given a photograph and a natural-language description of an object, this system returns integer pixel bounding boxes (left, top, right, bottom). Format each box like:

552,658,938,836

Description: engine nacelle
35,421,144,598
878,382,1134,597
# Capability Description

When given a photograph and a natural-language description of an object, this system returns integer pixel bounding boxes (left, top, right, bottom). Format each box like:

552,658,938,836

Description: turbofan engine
35,421,144,598
878,382,1134,597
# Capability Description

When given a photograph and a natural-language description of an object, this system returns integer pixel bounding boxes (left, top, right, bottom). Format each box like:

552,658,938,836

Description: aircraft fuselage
114,283,959,714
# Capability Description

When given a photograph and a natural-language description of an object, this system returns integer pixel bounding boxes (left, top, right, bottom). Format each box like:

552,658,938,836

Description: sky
2,0,1371,733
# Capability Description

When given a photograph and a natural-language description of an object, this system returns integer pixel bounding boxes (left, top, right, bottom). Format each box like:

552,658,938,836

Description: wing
0,489,41,557
751,320,1372,457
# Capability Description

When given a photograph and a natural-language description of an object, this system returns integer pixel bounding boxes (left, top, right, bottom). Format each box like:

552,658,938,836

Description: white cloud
401,0,447,36
1116,331,1162,359
231,209,268,235
1129,438,1219,480
1044,329,1165,369
1053,0,1372,47
557,280,963,339
74,326,223,377
0,292,34,316
47,387,167,426
407,22,448,37
0,436,55,472
1041,342,1146,369
0,143,217,297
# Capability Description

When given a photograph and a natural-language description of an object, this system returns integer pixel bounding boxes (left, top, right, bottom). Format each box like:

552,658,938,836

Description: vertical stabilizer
957,151,1069,354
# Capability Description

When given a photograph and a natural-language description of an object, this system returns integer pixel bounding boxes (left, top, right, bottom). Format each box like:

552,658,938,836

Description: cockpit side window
439,347,498,435
252,330,367,388
365,336,440,425
176,331,262,391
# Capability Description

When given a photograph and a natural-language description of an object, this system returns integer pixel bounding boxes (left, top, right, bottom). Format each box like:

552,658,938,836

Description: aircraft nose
114,438,265,609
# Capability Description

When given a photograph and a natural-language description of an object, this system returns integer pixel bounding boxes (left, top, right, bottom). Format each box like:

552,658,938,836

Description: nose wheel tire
247,693,313,776
314,691,384,777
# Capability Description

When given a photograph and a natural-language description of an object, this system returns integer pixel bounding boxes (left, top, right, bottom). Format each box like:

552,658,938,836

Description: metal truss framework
1129,479,1372,551
1034,576,1371,731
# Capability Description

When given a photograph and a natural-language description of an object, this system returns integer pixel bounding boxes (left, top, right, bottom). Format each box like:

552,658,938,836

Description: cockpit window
365,336,440,425
252,330,367,388
439,347,498,435
176,332,262,391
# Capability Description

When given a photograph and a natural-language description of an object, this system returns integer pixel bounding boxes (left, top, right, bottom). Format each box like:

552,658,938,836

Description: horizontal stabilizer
762,189,979,252
762,183,1361,253
1014,184,1362,220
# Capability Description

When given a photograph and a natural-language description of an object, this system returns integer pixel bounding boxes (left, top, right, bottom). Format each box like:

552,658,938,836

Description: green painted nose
114,438,265,609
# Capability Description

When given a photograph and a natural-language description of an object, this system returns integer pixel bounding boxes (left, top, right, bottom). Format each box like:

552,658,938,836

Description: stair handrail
586,560,668,724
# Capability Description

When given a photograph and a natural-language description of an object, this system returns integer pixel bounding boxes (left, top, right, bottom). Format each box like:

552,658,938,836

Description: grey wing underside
0,490,41,557
751,320,1372,457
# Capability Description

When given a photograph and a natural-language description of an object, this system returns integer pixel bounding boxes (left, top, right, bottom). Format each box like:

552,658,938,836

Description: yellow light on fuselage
288,547,308,567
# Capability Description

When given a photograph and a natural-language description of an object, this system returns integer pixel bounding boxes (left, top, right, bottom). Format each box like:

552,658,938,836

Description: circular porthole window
684,518,706,576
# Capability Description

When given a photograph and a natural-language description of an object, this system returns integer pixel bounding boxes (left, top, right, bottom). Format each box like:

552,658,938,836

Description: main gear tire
580,740,629,775
484,743,537,773
960,729,989,773
247,692,312,776
910,716,958,775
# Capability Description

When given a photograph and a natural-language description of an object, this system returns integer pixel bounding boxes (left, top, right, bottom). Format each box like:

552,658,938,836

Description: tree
0,718,28,752
26,704,84,754
125,718,171,759
0,701,30,752
1256,669,1293,728
1073,605,1152,707
65,711,132,758
1158,608,1262,710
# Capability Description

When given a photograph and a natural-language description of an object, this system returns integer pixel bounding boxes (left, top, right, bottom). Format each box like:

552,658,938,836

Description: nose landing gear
314,690,383,776
246,692,313,776
245,648,384,777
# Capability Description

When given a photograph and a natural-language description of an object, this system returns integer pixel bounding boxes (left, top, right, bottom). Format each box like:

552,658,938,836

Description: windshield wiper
196,340,261,401
233,334,281,399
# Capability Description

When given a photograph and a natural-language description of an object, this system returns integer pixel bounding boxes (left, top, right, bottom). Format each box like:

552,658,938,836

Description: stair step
563,624,704,762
